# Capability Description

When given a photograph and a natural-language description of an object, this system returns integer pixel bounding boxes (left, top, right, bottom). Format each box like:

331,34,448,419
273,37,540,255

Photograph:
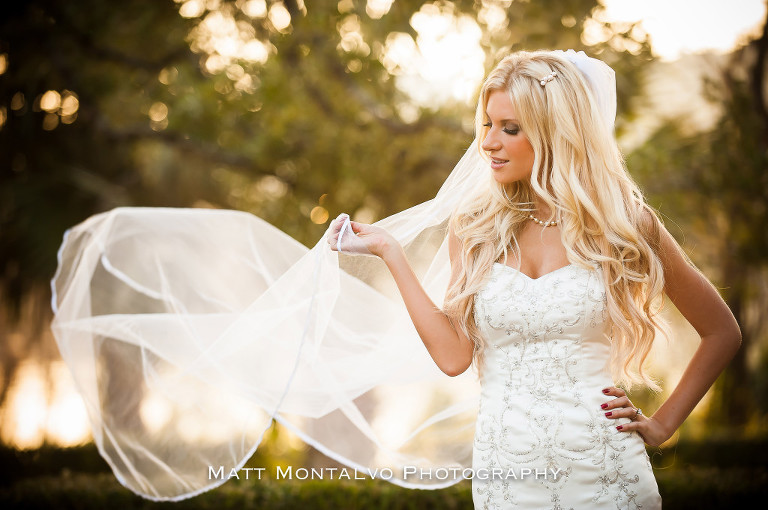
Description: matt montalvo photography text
208,465,563,482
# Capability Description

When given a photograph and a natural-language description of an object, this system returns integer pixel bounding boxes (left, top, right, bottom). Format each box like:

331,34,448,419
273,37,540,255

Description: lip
489,157,508,170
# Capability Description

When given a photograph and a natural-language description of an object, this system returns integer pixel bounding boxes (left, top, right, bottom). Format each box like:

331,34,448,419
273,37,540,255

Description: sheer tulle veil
50,50,616,501
50,140,489,500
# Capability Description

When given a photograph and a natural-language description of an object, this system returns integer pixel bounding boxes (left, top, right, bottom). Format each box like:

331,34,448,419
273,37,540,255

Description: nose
481,130,501,153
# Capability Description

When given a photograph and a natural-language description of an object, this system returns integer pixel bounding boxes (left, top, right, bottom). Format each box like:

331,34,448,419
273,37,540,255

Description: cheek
508,138,534,163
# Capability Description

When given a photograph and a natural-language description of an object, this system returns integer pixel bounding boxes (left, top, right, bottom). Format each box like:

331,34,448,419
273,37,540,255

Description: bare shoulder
637,205,696,292
637,204,662,247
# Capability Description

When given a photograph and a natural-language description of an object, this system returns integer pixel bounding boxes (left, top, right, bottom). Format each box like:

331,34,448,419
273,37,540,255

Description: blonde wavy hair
444,50,666,390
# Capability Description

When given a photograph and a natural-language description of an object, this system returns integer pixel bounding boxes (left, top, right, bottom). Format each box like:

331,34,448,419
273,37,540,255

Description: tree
627,11,768,428
0,0,650,431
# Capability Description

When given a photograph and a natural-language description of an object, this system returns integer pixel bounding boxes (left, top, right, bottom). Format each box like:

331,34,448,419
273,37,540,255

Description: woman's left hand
600,387,672,447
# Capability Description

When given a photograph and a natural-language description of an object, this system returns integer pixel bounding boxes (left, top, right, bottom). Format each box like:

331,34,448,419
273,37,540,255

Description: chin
492,172,525,186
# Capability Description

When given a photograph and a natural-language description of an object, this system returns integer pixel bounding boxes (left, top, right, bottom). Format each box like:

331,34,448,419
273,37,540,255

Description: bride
51,50,740,507
327,50,740,508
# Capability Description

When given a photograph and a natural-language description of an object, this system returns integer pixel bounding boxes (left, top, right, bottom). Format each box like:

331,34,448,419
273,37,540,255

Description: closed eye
483,120,520,135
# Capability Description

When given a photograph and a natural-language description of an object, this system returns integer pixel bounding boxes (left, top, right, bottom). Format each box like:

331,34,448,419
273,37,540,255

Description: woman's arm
329,217,474,376
603,222,742,446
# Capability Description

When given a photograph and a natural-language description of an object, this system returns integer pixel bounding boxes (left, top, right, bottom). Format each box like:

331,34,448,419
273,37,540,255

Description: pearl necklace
528,213,558,227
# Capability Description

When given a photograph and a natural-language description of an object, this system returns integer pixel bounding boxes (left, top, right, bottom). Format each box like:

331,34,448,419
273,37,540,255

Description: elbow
727,314,742,349
701,324,741,358
718,322,742,357
441,360,472,377
731,325,743,352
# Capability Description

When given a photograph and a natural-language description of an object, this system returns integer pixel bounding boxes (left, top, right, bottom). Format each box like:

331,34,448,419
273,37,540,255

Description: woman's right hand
327,213,399,259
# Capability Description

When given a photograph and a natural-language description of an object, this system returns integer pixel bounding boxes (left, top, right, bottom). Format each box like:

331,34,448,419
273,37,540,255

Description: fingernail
616,425,623,431
601,403,608,409
602,388,610,394
605,412,612,417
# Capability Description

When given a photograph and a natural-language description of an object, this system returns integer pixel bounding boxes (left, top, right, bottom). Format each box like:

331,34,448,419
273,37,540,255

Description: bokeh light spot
40,90,61,112
179,0,206,18
42,113,59,131
242,0,267,18
366,0,394,20
149,102,169,122
268,2,291,32
10,92,25,111
242,39,269,64
159,66,179,85
60,92,80,116
310,206,330,224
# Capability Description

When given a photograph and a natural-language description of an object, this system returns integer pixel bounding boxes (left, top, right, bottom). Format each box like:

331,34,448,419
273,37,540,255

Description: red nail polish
601,403,608,409
616,425,623,430
605,412,612,417
602,389,609,394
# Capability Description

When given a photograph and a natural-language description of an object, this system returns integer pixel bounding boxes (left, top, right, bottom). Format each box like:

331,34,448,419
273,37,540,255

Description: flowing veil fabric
50,140,489,501
50,49,619,502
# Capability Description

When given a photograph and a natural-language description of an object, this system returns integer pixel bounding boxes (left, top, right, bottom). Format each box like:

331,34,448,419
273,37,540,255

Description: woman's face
481,89,535,185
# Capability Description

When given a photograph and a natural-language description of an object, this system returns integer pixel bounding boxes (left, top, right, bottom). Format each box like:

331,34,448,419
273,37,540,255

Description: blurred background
1,0,767,507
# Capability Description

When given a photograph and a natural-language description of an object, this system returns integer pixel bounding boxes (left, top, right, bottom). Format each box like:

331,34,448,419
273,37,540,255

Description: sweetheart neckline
493,262,576,281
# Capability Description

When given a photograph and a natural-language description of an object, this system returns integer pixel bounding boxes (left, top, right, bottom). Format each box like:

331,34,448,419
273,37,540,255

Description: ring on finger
631,408,643,420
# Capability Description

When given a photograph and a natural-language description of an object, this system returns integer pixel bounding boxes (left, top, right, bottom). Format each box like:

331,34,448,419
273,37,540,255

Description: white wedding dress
471,262,661,510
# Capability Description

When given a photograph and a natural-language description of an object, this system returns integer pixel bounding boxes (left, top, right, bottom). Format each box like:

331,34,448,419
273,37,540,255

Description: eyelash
483,122,520,135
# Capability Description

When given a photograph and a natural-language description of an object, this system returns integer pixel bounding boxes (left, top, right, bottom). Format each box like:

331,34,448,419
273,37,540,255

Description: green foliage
0,0,653,447
0,0,650,312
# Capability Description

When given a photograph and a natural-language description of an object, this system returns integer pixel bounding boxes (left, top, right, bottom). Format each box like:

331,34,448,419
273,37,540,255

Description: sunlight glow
179,0,206,19
382,0,766,107
45,362,91,446
1,360,91,449
338,14,371,56
382,5,485,108
1,362,46,448
366,0,394,20
599,0,767,60
268,2,292,32
242,0,267,18
140,392,174,434
189,6,276,76
477,1,508,32
242,39,270,63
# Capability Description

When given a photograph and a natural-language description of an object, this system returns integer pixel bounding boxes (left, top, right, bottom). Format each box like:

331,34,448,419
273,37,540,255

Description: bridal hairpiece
539,70,557,86
554,49,617,130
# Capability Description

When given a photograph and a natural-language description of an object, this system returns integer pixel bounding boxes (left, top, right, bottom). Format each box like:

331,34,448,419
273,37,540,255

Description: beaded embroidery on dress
472,262,661,510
